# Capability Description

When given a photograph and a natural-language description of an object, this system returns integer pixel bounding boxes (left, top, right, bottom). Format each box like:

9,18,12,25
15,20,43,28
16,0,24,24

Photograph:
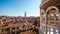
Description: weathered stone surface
41,0,60,11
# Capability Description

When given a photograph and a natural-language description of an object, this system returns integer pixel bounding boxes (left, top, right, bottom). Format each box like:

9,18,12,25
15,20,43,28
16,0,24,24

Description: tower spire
25,12,26,18
25,11,26,20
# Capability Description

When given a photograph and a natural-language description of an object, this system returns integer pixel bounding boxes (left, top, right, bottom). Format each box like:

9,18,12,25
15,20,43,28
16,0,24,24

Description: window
50,16,54,20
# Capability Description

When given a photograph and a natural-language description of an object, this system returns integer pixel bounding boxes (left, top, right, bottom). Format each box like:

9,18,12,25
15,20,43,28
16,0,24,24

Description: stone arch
46,6,59,34
40,9,45,23
41,9,45,17
46,6,59,13
46,6,59,26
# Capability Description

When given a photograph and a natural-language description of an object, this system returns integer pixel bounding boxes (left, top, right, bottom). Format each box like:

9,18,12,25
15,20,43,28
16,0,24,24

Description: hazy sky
0,0,42,17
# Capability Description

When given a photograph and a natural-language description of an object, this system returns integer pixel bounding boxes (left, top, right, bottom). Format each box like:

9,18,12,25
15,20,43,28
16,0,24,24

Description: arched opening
41,9,45,24
46,6,59,34
46,8,58,26
40,9,46,34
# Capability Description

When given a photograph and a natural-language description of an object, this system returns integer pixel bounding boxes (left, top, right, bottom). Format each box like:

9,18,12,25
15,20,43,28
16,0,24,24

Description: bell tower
25,11,26,20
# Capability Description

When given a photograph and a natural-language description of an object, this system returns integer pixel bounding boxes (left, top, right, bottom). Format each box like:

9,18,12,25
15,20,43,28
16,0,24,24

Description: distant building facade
0,12,35,34
37,17,40,27
0,15,39,34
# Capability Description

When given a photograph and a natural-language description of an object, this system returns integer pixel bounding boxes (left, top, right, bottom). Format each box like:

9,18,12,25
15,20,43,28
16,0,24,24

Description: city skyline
0,0,42,17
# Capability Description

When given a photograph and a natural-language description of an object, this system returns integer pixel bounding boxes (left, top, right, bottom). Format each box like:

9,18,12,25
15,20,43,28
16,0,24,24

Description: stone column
59,30,60,34
58,13,60,34
53,28,56,34
15,28,17,34
57,25,60,34
57,29,60,34
10,28,12,34
49,28,50,34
